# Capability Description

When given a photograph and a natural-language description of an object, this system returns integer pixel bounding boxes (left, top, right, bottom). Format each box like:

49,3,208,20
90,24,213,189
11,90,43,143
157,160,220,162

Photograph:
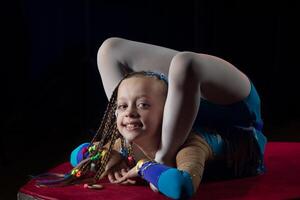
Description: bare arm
97,37,178,99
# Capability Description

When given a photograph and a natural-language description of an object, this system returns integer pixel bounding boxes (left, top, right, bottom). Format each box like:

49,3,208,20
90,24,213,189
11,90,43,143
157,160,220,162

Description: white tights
97,37,251,166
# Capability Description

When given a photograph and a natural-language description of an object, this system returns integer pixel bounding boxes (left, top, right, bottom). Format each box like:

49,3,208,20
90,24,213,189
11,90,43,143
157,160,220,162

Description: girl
36,37,267,199
37,69,265,199
38,71,210,199
97,37,266,168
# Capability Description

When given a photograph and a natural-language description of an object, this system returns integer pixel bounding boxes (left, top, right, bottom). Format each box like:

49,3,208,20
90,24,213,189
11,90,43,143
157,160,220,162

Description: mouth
123,122,143,131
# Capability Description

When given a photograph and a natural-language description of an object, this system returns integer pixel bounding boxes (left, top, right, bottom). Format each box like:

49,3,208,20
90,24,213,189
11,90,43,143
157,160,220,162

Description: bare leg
155,52,251,165
97,37,251,165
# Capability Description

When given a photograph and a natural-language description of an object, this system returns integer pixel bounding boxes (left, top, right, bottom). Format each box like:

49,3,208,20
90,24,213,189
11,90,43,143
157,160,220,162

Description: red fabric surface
19,142,300,200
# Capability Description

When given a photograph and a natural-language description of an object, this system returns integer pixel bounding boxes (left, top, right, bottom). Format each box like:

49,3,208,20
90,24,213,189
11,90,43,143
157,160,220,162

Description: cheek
155,111,164,127
147,111,163,127
116,119,126,137
116,117,123,130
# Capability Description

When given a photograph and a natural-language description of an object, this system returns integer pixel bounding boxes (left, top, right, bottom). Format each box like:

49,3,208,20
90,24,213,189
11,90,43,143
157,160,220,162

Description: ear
115,110,118,117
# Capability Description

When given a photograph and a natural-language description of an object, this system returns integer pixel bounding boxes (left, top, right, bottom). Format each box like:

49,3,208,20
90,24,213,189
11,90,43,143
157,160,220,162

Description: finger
120,180,129,185
108,173,116,183
115,170,133,183
121,169,128,176
123,178,137,185
121,179,136,185
114,171,123,180
114,175,127,184
84,183,104,190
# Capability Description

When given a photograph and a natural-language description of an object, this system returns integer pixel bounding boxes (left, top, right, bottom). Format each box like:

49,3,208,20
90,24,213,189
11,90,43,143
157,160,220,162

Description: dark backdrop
1,0,299,199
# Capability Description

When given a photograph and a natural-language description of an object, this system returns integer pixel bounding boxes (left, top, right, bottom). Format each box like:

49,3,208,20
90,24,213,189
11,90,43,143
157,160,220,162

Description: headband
143,71,168,85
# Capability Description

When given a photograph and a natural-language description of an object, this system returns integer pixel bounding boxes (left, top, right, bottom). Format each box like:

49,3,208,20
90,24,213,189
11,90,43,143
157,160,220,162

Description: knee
169,51,201,84
97,37,126,60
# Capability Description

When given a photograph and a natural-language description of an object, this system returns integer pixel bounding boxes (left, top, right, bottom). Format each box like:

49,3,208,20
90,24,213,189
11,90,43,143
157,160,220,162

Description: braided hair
36,71,168,186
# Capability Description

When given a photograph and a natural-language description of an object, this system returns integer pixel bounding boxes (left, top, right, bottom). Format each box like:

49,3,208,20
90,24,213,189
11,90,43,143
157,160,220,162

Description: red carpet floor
18,142,300,200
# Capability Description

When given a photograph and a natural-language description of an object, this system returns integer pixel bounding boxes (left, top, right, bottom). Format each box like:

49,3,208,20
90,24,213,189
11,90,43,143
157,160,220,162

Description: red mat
18,142,300,200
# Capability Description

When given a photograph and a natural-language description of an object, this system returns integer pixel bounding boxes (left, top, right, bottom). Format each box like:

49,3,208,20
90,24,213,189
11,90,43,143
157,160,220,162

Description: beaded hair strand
35,85,121,187
75,87,121,183
86,71,168,181
35,71,168,187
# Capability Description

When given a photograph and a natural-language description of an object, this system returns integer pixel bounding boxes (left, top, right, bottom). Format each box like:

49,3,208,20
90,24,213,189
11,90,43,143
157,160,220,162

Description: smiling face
116,76,167,143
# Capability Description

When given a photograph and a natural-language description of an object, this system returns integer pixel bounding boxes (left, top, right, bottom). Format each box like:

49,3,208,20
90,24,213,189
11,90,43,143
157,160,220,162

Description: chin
121,131,141,142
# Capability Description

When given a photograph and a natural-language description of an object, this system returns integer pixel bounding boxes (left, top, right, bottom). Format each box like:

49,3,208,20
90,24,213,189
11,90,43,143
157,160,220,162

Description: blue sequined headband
143,71,168,85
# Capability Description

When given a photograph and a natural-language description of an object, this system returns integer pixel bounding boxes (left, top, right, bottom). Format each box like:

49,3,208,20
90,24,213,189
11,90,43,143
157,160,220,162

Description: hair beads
36,71,168,187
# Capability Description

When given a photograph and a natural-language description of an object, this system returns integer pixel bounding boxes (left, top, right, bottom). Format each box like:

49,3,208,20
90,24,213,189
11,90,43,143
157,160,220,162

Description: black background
1,0,300,199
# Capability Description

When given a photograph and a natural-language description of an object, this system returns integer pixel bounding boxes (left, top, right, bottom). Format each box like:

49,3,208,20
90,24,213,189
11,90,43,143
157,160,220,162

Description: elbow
97,37,125,61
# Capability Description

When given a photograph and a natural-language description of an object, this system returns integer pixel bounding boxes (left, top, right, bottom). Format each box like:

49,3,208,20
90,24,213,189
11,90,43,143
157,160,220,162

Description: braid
76,87,120,182
75,71,168,182
36,85,122,186
95,125,119,179
91,88,118,144
36,70,168,187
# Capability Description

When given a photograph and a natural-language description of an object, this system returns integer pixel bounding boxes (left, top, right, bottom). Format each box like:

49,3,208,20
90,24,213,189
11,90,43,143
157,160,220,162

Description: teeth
126,123,141,129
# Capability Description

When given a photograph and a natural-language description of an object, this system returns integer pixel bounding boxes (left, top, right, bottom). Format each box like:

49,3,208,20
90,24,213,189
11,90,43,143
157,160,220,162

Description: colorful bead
101,150,107,157
88,145,96,153
128,156,134,162
101,150,107,161
127,156,136,166
85,184,103,189
76,171,82,177
90,152,100,161
71,169,79,175
90,163,96,172
89,184,103,189
120,148,128,158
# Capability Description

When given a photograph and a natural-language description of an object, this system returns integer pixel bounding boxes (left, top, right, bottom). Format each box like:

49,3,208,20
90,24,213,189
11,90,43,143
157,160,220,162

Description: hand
112,167,139,185
100,150,137,185
114,168,159,192
99,150,123,178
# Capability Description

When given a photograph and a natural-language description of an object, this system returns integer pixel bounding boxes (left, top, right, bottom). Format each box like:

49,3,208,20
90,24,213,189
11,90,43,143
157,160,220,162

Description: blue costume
141,71,267,177
193,80,267,178
70,71,267,199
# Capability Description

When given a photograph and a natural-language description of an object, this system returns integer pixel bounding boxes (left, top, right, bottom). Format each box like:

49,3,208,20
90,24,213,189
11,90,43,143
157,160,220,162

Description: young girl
36,71,209,198
37,70,266,199
97,37,267,168
36,37,267,199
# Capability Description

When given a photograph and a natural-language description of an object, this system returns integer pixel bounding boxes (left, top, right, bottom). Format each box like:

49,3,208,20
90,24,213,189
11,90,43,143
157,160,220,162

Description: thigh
190,53,251,105
197,126,266,179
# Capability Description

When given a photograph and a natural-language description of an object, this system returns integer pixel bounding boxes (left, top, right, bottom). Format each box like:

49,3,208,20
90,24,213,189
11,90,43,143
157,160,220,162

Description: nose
125,106,139,118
